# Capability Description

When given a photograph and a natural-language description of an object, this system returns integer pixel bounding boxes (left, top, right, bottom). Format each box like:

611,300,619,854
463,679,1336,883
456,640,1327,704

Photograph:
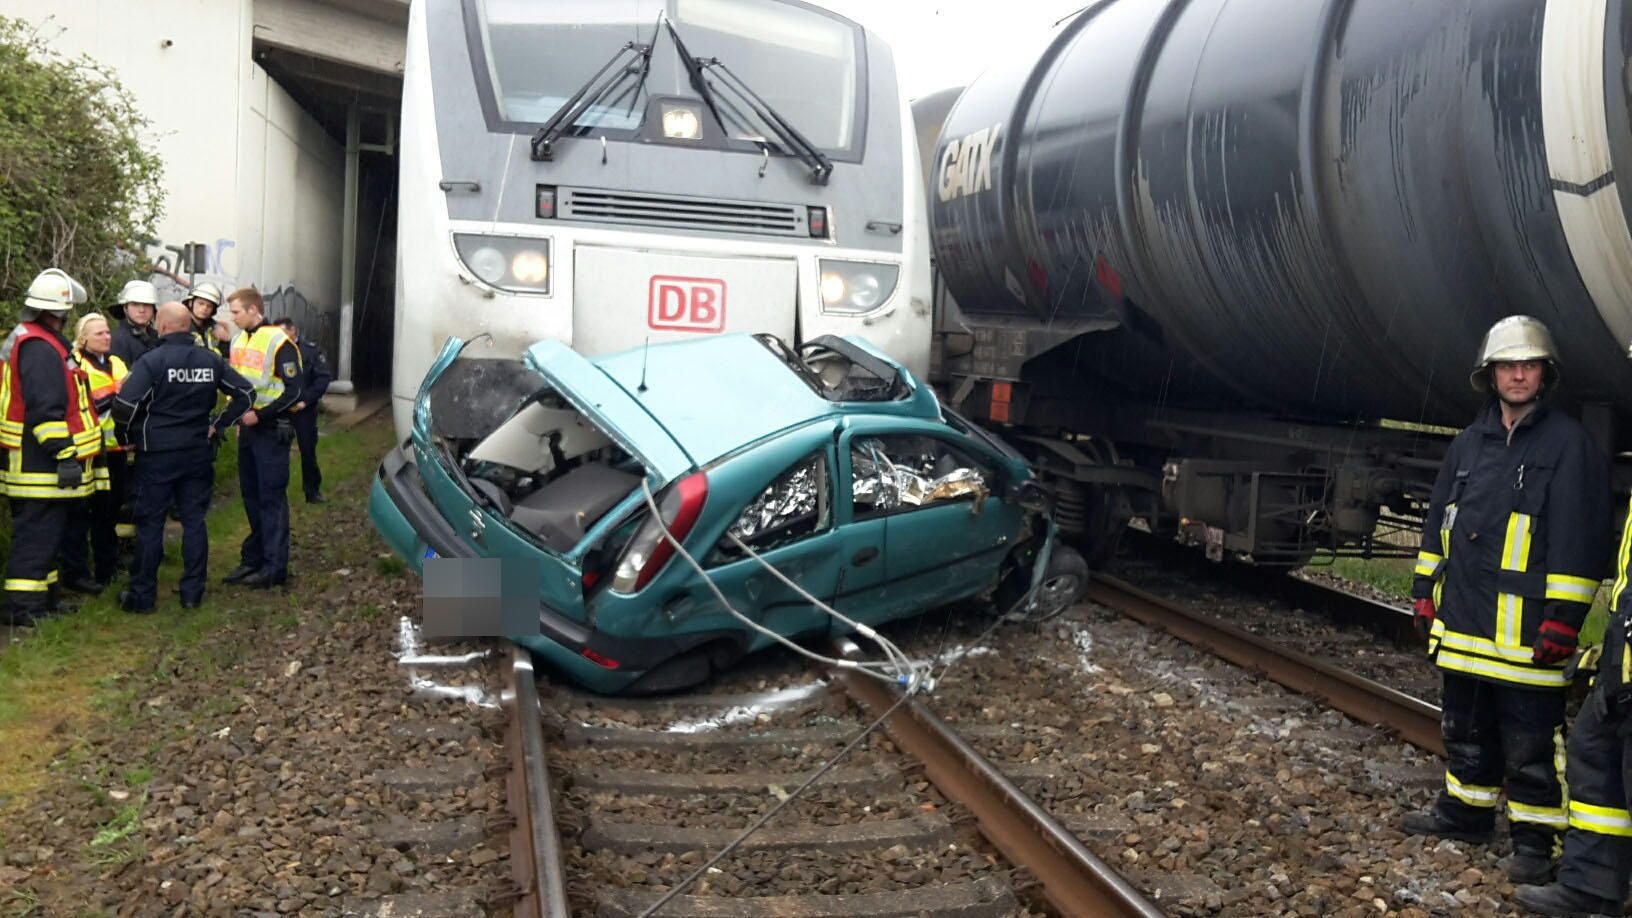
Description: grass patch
1318,556,1414,599
375,555,405,577
0,412,395,799
1316,555,1614,650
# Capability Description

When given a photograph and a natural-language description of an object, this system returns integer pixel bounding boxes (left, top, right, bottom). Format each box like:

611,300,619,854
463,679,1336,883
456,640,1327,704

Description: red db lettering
647,275,727,333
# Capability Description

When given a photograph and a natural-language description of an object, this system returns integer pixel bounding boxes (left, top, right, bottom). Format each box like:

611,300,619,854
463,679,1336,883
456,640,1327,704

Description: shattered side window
850,435,992,521
711,452,833,563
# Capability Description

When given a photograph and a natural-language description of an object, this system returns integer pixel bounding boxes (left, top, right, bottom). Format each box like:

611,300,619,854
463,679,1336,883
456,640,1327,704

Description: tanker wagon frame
917,0,1632,568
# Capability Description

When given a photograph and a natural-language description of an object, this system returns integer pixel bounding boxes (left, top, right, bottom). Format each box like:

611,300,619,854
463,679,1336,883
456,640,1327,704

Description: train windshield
469,0,863,154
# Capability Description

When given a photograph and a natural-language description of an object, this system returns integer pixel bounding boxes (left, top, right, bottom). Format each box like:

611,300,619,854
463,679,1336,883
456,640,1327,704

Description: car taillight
611,473,708,593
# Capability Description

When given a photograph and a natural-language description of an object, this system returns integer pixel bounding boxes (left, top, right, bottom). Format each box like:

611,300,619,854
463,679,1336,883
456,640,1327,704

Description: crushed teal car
370,333,1085,694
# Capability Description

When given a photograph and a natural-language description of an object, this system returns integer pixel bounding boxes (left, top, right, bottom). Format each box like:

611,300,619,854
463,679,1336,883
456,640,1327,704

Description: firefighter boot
1499,851,1554,885
1513,882,1622,917
1400,810,1494,845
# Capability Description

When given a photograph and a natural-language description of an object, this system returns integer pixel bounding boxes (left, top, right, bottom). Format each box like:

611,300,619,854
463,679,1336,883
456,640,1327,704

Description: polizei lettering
168,367,215,383
937,123,1002,202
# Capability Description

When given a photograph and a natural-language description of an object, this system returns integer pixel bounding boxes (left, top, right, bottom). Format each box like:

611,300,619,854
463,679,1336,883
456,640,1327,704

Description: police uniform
289,338,331,502
224,322,301,587
58,347,128,589
112,332,253,610
1410,400,1608,861
0,276,100,625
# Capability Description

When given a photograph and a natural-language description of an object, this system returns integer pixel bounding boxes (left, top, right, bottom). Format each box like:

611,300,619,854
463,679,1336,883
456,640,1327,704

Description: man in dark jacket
1514,500,1632,916
274,318,331,503
112,302,254,612
1401,316,1610,886
109,280,160,368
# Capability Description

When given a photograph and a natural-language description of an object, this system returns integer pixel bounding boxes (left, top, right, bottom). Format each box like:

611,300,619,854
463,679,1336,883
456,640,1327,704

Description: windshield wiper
695,57,834,185
531,40,654,161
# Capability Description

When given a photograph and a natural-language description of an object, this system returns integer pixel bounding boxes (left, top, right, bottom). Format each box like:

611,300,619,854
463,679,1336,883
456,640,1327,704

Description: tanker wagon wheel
1051,438,1129,569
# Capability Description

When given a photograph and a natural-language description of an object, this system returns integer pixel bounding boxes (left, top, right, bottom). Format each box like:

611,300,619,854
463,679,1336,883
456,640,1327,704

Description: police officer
220,287,301,589
185,282,226,353
273,318,331,503
109,279,159,368
111,303,253,612
1401,316,1610,884
0,269,100,626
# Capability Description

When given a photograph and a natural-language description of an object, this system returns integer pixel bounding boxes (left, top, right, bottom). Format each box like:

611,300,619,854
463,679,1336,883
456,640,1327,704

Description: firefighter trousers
1556,680,1632,902
1431,671,1567,856
4,498,67,616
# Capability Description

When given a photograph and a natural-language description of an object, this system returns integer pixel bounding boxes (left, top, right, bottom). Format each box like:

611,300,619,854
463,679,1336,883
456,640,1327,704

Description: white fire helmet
116,279,158,306
23,268,86,313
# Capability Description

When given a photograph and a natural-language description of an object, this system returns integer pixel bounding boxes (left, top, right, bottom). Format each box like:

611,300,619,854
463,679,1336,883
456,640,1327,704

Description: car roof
589,334,939,468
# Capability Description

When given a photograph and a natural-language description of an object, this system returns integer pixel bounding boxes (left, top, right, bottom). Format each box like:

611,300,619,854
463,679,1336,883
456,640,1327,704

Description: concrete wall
0,0,343,311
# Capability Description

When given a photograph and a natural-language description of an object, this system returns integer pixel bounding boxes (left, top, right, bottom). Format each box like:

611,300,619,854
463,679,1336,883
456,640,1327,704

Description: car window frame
844,428,997,524
707,447,836,566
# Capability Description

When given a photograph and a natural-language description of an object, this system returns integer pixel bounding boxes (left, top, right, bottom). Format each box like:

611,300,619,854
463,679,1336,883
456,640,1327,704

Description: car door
838,420,1018,626
662,437,844,648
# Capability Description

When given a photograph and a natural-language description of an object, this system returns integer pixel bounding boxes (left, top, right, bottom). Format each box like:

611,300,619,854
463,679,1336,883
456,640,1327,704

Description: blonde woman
58,313,128,592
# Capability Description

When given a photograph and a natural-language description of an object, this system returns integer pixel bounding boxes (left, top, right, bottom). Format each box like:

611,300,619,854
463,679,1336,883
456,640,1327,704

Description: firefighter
219,287,301,589
1511,494,1632,914
109,279,159,368
0,268,100,626
1401,316,1610,885
57,313,127,593
111,303,254,612
185,282,226,353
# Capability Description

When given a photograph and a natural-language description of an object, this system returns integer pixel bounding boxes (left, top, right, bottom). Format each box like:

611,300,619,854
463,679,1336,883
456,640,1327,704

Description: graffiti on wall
132,235,339,362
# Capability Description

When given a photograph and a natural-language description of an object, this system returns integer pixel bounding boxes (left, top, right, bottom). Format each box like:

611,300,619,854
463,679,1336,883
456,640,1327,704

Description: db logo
648,275,726,333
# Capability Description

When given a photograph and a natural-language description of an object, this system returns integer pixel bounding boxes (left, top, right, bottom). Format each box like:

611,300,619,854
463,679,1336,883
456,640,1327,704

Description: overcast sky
817,0,1088,99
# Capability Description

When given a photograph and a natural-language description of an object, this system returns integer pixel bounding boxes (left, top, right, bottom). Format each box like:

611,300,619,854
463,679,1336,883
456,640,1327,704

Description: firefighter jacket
110,320,158,368
1413,401,1609,689
113,332,254,453
78,349,128,455
228,323,301,416
0,321,100,498
1597,497,1632,704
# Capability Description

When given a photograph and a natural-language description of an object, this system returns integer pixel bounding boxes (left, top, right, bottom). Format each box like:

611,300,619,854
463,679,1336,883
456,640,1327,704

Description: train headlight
453,234,552,295
661,103,704,141
468,247,506,285
511,250,549,285
818,260,899,315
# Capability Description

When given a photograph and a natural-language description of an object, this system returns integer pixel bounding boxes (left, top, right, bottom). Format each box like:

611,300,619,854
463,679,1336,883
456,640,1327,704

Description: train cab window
850,435,991,521
711,452,832,564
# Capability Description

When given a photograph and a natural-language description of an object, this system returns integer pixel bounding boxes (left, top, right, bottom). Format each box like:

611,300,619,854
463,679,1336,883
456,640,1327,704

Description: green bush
0,15,165,322
0,16,165,557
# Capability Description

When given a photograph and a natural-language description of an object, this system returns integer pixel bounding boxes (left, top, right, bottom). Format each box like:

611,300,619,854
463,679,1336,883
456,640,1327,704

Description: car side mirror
1017,479,1051,514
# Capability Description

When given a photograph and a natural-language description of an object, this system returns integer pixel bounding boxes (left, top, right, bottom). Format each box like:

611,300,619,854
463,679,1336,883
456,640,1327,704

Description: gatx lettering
168,368,215,383
937,123,1002,203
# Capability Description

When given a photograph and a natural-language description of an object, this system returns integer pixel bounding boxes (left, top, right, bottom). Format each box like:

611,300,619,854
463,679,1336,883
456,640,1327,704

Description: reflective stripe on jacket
0,322,101,460
1412,402,1609,689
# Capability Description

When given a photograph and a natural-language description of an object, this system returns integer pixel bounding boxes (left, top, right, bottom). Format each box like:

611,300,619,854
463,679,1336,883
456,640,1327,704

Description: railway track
1082,573,1444,757
489,639,1165,917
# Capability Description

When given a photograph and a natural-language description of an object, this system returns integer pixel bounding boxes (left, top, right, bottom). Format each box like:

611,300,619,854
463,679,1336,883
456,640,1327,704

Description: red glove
1533,620,1579,665
1413,598,1436,643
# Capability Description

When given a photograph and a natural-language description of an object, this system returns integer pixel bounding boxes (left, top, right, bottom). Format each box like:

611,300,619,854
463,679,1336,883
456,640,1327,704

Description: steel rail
1085,574,1445,757
836,658,1165,918
505,646,572,917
